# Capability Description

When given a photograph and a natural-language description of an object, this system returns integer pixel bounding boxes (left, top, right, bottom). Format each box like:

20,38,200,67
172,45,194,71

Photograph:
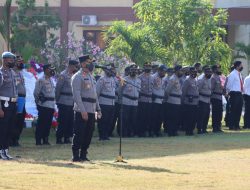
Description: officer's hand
97,111,102,119
81,112,88,121
0,109,4,118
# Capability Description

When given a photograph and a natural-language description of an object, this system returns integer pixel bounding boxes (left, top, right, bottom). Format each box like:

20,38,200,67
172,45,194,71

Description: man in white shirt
243,72,250,129
226,61,244,130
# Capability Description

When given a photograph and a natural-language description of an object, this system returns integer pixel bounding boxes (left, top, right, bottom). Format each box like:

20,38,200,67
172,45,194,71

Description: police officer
137,63,153,137
71,55,101,162
34,64,56,145
96,65,116,140
150,64,167,137
120,64,141,137
162,68,174,133
55,60,79,144
165,65,183,136
0,52,17,160
182,67,199,136
197,67,212,134
11,55,26,146
211,64,223,133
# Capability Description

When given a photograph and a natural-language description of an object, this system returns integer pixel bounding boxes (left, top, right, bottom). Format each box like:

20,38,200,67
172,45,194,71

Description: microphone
94,64,112,70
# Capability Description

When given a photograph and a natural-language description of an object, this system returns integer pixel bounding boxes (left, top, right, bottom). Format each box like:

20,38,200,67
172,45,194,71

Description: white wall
215,0,250,8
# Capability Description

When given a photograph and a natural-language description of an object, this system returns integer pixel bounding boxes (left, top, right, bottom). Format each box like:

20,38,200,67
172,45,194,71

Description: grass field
1,127,250,190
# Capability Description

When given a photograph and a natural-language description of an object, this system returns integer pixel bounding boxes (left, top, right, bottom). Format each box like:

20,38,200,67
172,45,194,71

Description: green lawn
1,127,250,190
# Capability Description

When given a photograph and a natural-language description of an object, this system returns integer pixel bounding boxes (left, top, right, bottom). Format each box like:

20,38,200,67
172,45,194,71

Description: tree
0,0,12,51
105,0,232,71
234,42,250,72
10,0,61,54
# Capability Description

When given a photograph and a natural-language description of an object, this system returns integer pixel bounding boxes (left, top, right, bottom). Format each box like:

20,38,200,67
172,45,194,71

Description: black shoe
72,149,80,162
36,139,42,146
64,138,71,144
56,138,63,144
197,130,202,134
43,137,51,145
80,151,90,162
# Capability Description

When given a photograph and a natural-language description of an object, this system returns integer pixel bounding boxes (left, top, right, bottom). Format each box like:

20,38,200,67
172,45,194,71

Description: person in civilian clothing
243,72,250,129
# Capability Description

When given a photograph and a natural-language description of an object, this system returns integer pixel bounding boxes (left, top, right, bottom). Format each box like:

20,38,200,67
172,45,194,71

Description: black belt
60,92,72,96
213,92,222,96
18,94,26,97
82,97,96,103
230,91,242,95
45,97,55,101
140,93,152,98
169,93,181,98
100,94,115,99
152,94,164,99
122,94,138,101
199,93,211,98
115,92,118,96
186,95,199,98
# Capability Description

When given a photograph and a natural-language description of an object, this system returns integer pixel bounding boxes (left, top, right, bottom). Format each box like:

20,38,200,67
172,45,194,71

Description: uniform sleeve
72,75,86,113
181,80,188,102
198,79,205,93
165,79,174,97
33,80,42,104
244,77,249,94
137,78,141,93
55,75,65,103
96,96,101,112
96,78,103,97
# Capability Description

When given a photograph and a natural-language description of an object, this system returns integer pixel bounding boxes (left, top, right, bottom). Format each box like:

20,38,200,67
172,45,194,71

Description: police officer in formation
96,64,116,141
55,60,79,144
71,55,101,162
0,52,17,160
137,63,153,137
34,64,56,145
11,55,26,146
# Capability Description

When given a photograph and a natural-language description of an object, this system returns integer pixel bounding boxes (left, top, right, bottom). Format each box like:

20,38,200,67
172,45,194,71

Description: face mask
86,62,94,72
144,69,151,73
17,63,24,70
190,73,197,78
177,73,183,78
50,70,55,76
7,62,15,68
205,74,212,79
159,73,165,78
239,67,243,72
216,71,222,75
130,72,136,77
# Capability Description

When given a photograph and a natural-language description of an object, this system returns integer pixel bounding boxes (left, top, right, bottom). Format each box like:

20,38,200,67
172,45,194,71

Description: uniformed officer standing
0,52,17,160
71,55,101,162
11,55,26,146
137,63,153,137
55,60,79,144
182,67,199,135
120,64,141,137
211,64,224,132
96,66,116,140
34,64,56,145
150,64,167,137
165,65,183,136
197,67,212,134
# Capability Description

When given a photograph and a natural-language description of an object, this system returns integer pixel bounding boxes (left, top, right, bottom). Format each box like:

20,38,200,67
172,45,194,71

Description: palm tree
0,0,12,51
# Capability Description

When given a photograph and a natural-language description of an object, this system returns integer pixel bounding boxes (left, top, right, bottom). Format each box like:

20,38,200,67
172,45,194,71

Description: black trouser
98,104,115,139
35,106,54,142
166,103,181,136
183,104,198,135
110,103,121,136
11,106,26,143
137,102,152,136
72,112,95,155
121,105,137,137
163,102,168,133
229,92,243,130
244,95,250,129
56,104,74,140
0,101,17,150
224,96,231,127
149,103,163,136
196,101,210,132
211,98,223,131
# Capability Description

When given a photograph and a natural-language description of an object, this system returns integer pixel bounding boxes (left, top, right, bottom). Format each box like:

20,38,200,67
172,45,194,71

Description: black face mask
239,67,243,72
7,62,15,68
144,69,151,73
50,70,55,76
216,71,222,75
205,74,212,79
190,73,197,78
130,72,136,77
177,73,183,78
86,62,94,72
17,63,24,70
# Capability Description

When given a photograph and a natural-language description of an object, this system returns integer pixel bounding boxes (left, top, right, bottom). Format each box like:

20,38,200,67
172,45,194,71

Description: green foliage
105,0,232,71
10,0,61,55
0,0,12,50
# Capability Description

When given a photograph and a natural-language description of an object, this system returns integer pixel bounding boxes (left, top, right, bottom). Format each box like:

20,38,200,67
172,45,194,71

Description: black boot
80,151,90,162
43,137,51,145
64,138,71,144
72,149,80,162
56,138,63,144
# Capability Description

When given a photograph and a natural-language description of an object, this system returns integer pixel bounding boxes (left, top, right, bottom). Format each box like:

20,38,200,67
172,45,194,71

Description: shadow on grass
100,162,189,174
